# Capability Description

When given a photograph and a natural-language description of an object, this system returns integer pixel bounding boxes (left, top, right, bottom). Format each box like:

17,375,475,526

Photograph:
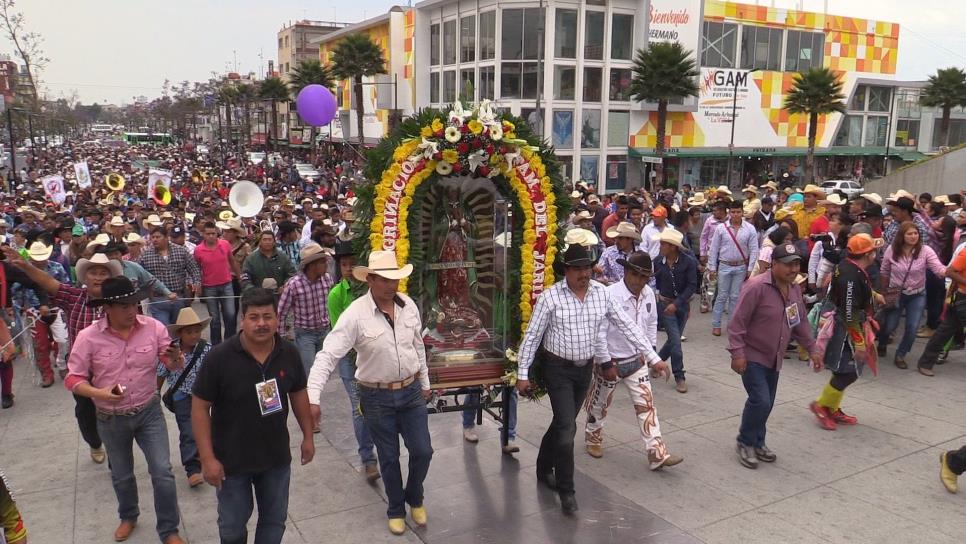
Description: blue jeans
203,282,236,345
294,328,328,375
877,291,927,357
712,264,747,328
737,362,779,448
95,398,180,541
149,298,186,326
658,301,689,382
173,395,200,476
462,388,518,440
359,380,433,519
216,463,291,544
337,354,376,465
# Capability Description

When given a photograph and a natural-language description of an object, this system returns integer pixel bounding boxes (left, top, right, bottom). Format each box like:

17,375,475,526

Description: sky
10,0,966,105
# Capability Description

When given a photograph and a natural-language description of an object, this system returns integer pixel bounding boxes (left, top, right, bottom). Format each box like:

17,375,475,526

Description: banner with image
41,174,66,204
73,161,92,189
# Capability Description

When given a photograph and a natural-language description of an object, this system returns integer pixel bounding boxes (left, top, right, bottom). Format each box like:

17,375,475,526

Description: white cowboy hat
575,210,594,221
142,214,163,229
123,232,145,245
859,192,883,206
714,185,733,196
687,192,707,207
570,190,582,199
26,241,53,262
109,216,125,227
216,216,246,234
821,194,848,206
299,242,333,270
802,184,827,197
759,181,779,191
605,221,642,242
742,185,759,195
167,307,212,335
352,250,413,282
564,227,600,247
651,228,685,249
886,189,915,203
76,253,123,280
86,233,111,251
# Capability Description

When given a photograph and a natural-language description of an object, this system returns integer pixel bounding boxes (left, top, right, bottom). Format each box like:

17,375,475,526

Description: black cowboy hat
333,239,355,259
89,276,154,306
616,251,653,275
562,243,599,268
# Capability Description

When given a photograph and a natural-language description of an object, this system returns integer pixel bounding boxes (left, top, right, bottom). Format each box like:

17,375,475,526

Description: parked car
295,163,322,181
820,179,863,199
247,152,266,165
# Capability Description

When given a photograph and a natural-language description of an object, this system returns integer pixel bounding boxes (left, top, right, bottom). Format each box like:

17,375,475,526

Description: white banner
649,0,703,56
41,174,66,204
147,168,172,201
73,161,91,189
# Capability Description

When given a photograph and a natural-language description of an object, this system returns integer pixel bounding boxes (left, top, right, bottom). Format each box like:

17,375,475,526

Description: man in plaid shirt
138,226,201,325
277,243,335,375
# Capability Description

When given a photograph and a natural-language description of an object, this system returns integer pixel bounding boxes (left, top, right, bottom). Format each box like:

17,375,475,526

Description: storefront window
554,9,578,58
834,115,863,147
894,119,920,147
554,66,576,100
609,68,632,101
864,116,888,146
740,24,782,71
868,87,892,112
702,21,738,68
607,111,629,147
581,109,601,148
584,11,605,60
605,155,627,192
849,85,867,111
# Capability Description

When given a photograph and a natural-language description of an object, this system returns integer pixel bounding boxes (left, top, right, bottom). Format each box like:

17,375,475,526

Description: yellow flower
420,125,434,138
401,196,414,208
503,121,516,132
468,120,483,135
442,149,459,164
431,118,444,133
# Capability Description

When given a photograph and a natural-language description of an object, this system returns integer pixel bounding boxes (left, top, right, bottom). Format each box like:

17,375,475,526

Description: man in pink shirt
65,276,186,544
195,221,241,344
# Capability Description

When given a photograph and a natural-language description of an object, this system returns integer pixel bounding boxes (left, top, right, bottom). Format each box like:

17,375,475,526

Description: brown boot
114,520,137,542
586,443,604,458
163,534,186,544
364,462,380,483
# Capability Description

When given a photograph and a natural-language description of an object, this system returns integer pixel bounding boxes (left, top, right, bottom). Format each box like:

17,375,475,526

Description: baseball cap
772,243,803,263
847,233,883,255
651,206,668,218
170,226,185,237
71,225,86,237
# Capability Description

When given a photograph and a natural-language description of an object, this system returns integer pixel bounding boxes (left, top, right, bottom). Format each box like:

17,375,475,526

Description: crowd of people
0,136,963,543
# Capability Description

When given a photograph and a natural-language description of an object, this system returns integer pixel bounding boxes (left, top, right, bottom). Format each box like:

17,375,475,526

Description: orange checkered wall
630,112,706,149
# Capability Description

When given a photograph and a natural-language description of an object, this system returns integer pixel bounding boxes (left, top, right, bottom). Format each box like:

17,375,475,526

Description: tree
629,42,699,187
216,83,238,147
0,0,47,109
259,77,290,151
921,67,966,149
289,60,334,150
235,83,257,145
783,67,847,183
330,33,387,145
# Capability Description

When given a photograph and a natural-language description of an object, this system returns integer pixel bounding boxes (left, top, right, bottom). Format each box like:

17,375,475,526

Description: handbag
883,256,914,309
161,344,204,413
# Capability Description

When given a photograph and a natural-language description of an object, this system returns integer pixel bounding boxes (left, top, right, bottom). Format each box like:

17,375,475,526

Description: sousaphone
105,172,125,192
228,180,264,218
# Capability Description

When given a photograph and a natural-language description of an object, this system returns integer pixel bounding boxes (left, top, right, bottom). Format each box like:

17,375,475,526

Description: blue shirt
158,340,211,401
653,251,698,309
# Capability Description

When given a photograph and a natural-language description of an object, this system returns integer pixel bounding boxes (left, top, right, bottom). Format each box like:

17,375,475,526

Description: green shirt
327,279,357,326
241,249,295,291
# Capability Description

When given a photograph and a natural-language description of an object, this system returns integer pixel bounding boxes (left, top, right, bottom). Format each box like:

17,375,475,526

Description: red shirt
194,239,233,287
808,214,830,253
600,213,623,246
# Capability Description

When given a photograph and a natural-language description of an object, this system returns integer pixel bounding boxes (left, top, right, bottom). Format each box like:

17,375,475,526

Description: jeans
658,301,689,382
359,380,433,519
337,355,376,465
877,292,927,357
95,398,180,540
216,463,291,544
536,359,593,496
737,362,779,449
294,328,328,375
925,270,946,330
462,389,518,440
203,282,236,345
74,394,101,449
173,395,200,476
947,445,966,475
918,294,966,369
712,263,747,328
149,298,186,326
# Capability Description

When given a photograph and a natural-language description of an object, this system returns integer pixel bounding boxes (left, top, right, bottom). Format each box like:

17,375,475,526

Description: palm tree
784,67,847,183
259,77,291,151
330,33,387,145
235,83,256,145
289,59,335,150
629,42,699,187
216,84,238,148
921,67,966,149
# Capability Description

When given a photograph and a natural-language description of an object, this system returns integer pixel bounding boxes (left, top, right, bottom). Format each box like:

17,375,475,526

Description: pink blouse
880,245,947,294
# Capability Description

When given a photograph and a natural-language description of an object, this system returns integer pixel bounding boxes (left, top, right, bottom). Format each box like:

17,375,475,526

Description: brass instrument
105,172,125,192
152,184,172,206
191,169,207,184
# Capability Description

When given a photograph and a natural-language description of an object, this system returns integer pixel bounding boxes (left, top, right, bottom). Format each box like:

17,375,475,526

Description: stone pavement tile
574,441,755,530
650,376,750,430
693,510,832,544
286,444,385,522
827,446,966,540
765,485,960,544
293,502,424,543
849,379,966,428
7,486,75,543
419,434,537,491
823,396,966,446
0,430,77,494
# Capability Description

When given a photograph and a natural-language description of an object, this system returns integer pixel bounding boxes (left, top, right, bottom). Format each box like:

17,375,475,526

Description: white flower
418,137,439,160
505,348,518,362
444,126,461,143
467,150,487,172
477,100,496,125
436,161,453,175
489,124,504,141
449,102,471,124
504,151,520,171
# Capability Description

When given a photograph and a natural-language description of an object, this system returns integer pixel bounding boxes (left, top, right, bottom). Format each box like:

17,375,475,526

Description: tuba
105,172,125,192
152,184,172,206
217,209,234,222
98,190,116,207
228,180,264,218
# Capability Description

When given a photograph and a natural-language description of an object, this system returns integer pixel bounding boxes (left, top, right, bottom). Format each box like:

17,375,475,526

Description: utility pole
6,108,16,185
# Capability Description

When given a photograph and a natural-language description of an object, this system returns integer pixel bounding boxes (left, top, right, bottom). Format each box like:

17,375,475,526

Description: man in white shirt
640,205,676,260
306,250,432,536
708,200,760,336
583,252,682,470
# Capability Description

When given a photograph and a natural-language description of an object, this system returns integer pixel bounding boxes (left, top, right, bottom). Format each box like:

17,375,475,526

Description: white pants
584,363,669,470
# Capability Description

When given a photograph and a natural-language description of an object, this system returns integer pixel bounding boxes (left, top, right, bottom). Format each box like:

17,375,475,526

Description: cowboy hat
75,253,123,281
859,192,883,206
86,233,111,251
605,221,642,242
26,241,53,262
333,239,356,259
142,214,163,229
561,243,598,267
759,181,779,191
216,216,246,234
167,307,212,335
714,185,733,196
570,190,582,199
616,251,653,275
352,250,414,283
742,185,759,195
821,194,848,206
299,242,333,270
687,192,707,207
564,227,600,247
575,210,593,221
802,184,827,197
123,232,145,245
109,216,125,227
886,189,915,203
651,228,685,249
88,276,153,306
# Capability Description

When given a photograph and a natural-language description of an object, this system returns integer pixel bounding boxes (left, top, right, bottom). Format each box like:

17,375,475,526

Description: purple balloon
296,84,337,127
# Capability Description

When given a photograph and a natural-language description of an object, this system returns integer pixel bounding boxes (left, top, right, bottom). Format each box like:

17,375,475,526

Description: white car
247,152,266,165
821,180,863,199
296,164,322,181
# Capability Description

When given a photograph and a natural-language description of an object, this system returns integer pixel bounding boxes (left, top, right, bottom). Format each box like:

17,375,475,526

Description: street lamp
727,68,759,189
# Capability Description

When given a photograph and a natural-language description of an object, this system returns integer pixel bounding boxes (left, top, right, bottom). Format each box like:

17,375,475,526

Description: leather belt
539,347,592,367
97,396,157,417
358,374,416,391
721,260,746,266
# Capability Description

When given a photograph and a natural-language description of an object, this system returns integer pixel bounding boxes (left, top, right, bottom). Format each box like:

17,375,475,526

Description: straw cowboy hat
714,185,733,196
299,243,333,270
142,214,163,229
86,233,111,251
570,190,582,199
821,194,848,206
742,185,759,195
26,241,53,262
123,232,145,245
167,307,211,335
687,192,707,207
575,210,594,221
88,276,153,306
605,221,642,242
859,192,883,206
651,228,685,249
802,184,827,197
564,227,600,247
75,253,123,282
352,250,414,283
886,189,915,203
216,216,246,234
109,216,126,227
759,181,779,191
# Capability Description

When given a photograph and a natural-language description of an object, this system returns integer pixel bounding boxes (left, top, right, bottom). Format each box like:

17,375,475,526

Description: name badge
255,378,283,416
785,303,800,328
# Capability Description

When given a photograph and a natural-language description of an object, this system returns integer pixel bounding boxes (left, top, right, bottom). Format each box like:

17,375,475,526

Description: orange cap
847,233,882,255
652,206,668,218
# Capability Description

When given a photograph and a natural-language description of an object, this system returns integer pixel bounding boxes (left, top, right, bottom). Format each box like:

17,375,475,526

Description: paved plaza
1,306,964,543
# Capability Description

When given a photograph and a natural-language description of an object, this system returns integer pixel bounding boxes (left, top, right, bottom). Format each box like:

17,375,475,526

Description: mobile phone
111,384,126,395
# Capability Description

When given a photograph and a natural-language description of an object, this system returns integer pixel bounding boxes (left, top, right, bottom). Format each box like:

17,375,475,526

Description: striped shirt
138,244,201,297
517,280,662,380
277,272,334,332
708,220,760,272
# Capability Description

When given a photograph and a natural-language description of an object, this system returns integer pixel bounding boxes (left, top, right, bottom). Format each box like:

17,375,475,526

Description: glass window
522,63,541,99
607,111,629,147
740,25,783,71
834,115,862,146
701,21,738,68
581,109,601,148
554,66,576,100
896,88,921,118
584,11,605,60
430,72,440,103
502,9,524,60
443,20,457,65
605,155,627,191
523,8,544,60
430,24,440,66
850,85,867,111
479,66,495,100
868,87,891,112
522,107,545,136
552,109,574,148
580,155,599,184
785,30,824,72
460,16,475,63
500,63,522,98
460,68,475,101
583,68,602,103
609,68,632,101
554,9,578,59
479,11,496,60
895,119,920,147
611,14,633,60
864,116,888,146
443,70,457,103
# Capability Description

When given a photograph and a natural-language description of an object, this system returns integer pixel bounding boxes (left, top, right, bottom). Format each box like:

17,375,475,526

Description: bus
91,124,114,134
122,132,173,145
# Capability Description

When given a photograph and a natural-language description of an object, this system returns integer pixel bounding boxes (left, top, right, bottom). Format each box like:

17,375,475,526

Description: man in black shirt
192,288,315,544
651,229,698,393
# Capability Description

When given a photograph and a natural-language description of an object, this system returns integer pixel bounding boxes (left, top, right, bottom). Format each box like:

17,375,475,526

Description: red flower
452,162,463,172
433,151,443,160
471,138,483,149
457,142,470,154
460,125,469,134
485,144,495,154
435,130,444,138
478,165,490,177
